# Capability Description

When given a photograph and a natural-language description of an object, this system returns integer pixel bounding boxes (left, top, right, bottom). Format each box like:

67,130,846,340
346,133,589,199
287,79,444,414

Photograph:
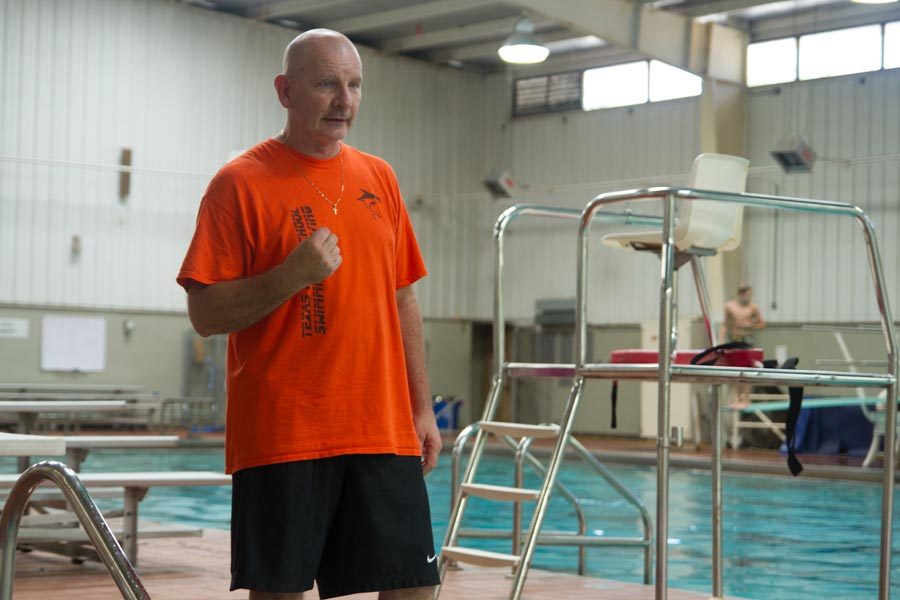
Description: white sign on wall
0,318,29,339
40,315,107,372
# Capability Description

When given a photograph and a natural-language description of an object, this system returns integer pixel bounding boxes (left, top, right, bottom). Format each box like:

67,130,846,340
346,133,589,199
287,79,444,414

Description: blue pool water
6,449,899,599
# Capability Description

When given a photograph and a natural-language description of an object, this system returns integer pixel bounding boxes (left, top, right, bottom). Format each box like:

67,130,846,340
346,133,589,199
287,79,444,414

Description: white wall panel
745,70,900,323
478,73,703,325
16,0,898,327
0,0,488,318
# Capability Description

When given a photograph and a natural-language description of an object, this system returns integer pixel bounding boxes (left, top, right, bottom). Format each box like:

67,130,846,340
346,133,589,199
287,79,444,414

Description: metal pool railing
572,187,897,600
0,460,150,600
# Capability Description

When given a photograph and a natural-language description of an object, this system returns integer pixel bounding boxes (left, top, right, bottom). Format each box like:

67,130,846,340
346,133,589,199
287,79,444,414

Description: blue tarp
780,401,876,456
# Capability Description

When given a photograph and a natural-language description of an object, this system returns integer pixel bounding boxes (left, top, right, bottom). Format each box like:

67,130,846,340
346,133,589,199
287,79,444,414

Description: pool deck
5,429,888,598
9,527,743,599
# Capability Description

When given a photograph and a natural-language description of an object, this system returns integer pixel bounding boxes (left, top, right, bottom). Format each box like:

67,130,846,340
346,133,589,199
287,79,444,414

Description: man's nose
334,84,352,106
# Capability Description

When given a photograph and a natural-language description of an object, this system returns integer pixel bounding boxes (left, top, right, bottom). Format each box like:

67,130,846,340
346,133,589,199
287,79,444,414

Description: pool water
6,449,899,599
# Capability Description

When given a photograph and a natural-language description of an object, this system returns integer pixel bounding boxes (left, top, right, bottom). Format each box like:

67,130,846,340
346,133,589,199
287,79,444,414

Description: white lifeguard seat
602,153,750,253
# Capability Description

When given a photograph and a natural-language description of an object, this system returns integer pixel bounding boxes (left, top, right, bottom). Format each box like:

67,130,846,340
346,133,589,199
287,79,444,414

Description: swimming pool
5,448,898,599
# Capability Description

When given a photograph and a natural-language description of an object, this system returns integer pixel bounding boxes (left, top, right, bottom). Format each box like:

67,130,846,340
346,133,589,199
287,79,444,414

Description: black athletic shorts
230,454,441,598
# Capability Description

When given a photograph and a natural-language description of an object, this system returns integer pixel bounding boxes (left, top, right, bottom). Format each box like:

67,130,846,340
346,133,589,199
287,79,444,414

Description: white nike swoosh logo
427,554,437,563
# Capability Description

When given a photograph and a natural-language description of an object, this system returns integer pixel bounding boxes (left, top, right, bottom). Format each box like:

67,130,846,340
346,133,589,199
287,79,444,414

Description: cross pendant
332,206,338,215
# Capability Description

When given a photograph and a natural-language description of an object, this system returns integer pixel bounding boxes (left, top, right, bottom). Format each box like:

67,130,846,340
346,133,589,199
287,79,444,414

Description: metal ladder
435,205,661,600
449,423,653,578
0,460,150,600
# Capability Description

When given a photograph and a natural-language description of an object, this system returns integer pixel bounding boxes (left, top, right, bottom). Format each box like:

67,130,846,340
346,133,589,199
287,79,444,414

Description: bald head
274,28,363,158
282,29,360,77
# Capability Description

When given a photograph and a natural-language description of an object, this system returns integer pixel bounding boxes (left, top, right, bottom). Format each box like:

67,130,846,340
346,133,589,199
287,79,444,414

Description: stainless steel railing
0,460,150,600
450,423,654,583
438,205,662,592
572,186,898,600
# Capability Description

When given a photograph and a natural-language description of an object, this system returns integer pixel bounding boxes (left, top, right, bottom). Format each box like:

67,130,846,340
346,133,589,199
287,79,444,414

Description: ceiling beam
510,45,648,77
507,0,637,53
381,17,556,53
675,0,799,18
322,0,486,35
248,0,357,20
675,0,843,19
426,30,583,62
751,1,900,41
506,0,746,82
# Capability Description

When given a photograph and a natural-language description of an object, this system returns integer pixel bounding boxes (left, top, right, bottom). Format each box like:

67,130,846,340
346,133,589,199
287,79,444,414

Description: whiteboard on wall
40,315,107,372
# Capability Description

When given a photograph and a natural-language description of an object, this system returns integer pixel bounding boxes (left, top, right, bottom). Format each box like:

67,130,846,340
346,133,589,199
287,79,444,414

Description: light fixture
498,18,549,64
851,0,898,4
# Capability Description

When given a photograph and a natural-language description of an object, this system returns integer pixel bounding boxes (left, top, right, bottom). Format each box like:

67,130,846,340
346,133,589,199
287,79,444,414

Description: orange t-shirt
177,139,427,474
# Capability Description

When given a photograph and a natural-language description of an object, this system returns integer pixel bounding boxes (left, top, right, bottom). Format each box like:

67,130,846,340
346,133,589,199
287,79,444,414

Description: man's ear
274,74,291,109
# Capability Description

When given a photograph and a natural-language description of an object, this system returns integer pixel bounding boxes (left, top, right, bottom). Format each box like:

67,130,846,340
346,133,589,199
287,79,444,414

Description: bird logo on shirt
357,189,382,220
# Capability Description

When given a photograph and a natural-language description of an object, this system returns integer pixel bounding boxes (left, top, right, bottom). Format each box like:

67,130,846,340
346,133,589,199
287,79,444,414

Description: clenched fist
283,227,342,288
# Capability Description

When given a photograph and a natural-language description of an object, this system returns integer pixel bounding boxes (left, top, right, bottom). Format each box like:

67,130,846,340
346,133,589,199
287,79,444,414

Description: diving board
725,396,884,413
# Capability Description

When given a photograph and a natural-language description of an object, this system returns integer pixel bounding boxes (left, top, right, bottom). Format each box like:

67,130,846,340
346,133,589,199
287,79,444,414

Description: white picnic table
61,435,179,470
0,392,158,401
0,400,127,470
0,431,66,457
0,383,144,393
0,470,231,563
0,430,226,565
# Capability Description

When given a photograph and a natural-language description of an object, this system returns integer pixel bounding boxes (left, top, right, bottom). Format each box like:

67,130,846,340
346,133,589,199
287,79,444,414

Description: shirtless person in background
720,283,765,408
721,283,765,347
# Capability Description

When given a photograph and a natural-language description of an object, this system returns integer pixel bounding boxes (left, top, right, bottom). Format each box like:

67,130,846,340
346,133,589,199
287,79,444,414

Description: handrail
574,185,898,600
450,425,586,528
802,324,887,334
450,426,589,562
493,204,662,375
0,461,150,600
450,425,653,583
514,436,587,576
437,204,662,592
568,437,653,584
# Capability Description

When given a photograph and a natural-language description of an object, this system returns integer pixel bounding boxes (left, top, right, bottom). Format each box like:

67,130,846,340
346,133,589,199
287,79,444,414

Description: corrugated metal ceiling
182,0,884,73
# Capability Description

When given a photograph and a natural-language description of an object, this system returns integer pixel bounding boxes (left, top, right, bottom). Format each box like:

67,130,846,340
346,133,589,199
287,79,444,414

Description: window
513,71,582,116
747,38,797,87
582,61,649,110
885,21,900,69
799,24,882,81
649,60,702,101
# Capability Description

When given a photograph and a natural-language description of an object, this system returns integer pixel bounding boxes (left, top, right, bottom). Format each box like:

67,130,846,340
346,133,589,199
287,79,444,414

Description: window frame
512,70,584,117
797,23,883,82
582,60,651,111
748,19,900,88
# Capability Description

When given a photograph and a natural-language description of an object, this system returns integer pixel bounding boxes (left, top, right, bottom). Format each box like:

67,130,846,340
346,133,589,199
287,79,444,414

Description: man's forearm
187,264,306,337
186,227,341,337
397,285,442,473
396,287,431,415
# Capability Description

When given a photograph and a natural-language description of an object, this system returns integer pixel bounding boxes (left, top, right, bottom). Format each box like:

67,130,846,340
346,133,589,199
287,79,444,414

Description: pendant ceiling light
498,17,549,64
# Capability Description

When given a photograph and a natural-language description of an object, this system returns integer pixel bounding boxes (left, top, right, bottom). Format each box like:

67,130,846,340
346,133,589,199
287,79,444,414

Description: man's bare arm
719,303,734,342
186,228,341,337
752,304,766,330
396,285,442,474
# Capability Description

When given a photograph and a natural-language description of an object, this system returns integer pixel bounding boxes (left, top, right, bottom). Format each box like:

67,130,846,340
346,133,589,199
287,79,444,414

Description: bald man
178,30,441,600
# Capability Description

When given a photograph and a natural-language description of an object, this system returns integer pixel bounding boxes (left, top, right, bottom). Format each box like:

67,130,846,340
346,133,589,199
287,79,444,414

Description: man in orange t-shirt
177,30,441,600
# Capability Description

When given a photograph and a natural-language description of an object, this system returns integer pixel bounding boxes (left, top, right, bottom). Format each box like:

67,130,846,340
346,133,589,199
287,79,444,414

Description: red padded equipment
609,348,764,367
